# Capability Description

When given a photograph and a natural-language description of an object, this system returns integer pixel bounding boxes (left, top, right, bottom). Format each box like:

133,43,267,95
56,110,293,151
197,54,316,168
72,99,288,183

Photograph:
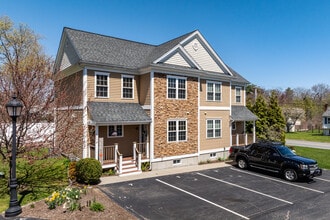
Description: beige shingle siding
199,79,230,106
139,73,151,106
199,110,231,151
153,73,199,158
86,70,139,103
164,52,191,67
60,39,79,71
183,38,224,73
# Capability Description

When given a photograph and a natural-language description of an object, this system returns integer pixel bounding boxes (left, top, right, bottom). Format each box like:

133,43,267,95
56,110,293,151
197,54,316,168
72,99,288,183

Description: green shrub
90,201,105,212
75,158,102,184
141,162,150,171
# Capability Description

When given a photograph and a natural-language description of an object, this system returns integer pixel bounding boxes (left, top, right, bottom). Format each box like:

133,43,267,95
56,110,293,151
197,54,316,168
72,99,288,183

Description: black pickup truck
229,142,322,181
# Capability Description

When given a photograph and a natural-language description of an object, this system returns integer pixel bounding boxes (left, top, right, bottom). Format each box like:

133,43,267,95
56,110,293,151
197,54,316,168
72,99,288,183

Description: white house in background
322,104,330,135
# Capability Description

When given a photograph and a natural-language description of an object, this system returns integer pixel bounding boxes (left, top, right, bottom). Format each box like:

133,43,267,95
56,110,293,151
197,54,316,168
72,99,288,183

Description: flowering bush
45,187,85,211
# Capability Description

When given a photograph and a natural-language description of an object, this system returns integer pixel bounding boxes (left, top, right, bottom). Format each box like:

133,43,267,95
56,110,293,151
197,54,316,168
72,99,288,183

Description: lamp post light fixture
5,95,23,217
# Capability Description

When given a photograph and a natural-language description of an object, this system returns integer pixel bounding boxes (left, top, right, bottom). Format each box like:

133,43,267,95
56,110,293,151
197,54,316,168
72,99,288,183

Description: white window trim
95,72,110,98
235,86,242,103
206,119,222,139
167,119,187,142
167,75,187,100
121,74,134,99
206,81,222,102
107,125,124,138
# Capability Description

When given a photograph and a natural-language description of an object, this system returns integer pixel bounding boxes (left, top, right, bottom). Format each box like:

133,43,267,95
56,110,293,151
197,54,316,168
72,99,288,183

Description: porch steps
119,158,142,177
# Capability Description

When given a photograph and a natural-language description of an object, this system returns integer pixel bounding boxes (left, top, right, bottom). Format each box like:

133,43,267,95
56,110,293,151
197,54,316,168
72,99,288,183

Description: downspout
229,81,232,146
82,67,88,158
197,76,200,157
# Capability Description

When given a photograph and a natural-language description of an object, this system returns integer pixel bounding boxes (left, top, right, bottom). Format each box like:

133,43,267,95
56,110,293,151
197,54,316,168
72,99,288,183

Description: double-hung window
108,125,123,137
122,75,134,99
207,119,221,138
207,81,221,101
168,120,187,142
95,72,109,98
235,87,242,103
167,76,186,99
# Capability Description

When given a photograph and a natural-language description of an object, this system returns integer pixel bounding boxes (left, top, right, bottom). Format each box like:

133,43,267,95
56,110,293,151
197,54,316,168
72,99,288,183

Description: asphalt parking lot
100,167,330,220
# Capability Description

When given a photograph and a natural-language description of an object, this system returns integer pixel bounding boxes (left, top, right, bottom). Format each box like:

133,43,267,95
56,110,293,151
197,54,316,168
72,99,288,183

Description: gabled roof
231,105,258,121
55,27,250,84
88,102,151,125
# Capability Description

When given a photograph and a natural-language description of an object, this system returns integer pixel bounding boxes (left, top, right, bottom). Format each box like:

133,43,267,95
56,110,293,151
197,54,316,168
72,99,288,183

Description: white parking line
156,178,250,220
197,173,293,205
230,168,325,194
314,177,330,182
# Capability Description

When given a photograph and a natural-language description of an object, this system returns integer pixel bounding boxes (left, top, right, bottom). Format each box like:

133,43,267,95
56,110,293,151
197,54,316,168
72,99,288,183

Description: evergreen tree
267,91,286,143
251,95,269,141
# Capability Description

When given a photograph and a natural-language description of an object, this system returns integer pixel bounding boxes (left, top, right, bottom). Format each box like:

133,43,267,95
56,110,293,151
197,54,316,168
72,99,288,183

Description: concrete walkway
99,161,230,185
286,139,330,150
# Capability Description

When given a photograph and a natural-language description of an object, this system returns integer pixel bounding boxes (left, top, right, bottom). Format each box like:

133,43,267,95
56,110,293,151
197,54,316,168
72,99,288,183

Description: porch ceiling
88,102,151,125
231,105,258,121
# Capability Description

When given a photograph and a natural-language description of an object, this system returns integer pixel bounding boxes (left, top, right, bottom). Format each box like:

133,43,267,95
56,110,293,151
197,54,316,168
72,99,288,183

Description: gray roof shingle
88,102,151,124
63,27,249,84
231,105,258,121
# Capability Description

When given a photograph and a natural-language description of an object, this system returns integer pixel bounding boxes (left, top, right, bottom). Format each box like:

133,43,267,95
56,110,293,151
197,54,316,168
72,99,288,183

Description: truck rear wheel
284,169,298,182
237,158,248,169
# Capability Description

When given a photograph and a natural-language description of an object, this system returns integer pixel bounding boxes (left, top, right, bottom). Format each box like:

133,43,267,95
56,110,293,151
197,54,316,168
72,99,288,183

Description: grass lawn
286,130,330,143
0,157,68,213
293,146,330,170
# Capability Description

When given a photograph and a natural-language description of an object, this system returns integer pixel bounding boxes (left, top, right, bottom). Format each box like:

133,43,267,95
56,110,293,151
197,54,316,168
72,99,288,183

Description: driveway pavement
286,139,330,150
99,163,330,220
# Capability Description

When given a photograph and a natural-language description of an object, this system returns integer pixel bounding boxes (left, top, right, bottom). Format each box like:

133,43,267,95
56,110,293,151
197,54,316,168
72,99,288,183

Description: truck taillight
229,147,233,154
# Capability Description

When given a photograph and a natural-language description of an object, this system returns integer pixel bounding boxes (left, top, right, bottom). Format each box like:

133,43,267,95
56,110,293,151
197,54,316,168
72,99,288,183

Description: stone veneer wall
153,73,199,158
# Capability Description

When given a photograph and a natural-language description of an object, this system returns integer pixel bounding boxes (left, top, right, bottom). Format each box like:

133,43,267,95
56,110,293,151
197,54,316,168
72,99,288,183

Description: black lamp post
5,95,23,217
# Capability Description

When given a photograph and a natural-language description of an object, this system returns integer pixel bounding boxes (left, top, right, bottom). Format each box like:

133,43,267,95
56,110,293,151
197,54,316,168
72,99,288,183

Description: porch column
95,125,99,160
253,121,256,143
82,67,88,158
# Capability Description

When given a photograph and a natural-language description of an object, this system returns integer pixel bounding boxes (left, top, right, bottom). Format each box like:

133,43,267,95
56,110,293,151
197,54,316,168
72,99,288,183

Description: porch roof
231,105,258,121
88,102,151,125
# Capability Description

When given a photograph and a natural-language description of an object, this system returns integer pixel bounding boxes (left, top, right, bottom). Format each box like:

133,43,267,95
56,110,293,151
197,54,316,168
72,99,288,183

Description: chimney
325,104,328,112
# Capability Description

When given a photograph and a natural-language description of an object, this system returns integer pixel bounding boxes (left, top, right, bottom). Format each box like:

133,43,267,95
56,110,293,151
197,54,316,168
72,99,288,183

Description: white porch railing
133,142,141,171
91,141,149,174
232,133,254,146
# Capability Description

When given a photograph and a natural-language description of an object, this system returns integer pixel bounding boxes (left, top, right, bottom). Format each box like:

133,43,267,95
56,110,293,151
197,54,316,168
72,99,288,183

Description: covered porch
87,102,152,175
231,105,258,146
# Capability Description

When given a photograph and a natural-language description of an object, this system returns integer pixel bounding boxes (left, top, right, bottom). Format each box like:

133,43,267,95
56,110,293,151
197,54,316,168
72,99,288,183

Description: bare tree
0,16,82,163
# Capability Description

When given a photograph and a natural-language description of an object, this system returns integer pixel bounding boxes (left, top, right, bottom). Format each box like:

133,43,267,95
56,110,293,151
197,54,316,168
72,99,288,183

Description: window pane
96,87,108,97
215,120,221,129
178,131,186,141
207,120,213,129
168,88,176,98
215,129,221,137
178,121,186,130
178,79,186,89
168,132,176,142
123,88,133,98
168,121,176,131
215,93,221,101
178,89,185,99
215,84,221,92
207,92,214,101
207,83,213,92
207,129,213,138
168,78,176,88
117,125,123,136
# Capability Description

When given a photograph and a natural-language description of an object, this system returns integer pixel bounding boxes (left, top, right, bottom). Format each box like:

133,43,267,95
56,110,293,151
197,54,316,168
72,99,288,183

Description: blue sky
1,0,330,90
